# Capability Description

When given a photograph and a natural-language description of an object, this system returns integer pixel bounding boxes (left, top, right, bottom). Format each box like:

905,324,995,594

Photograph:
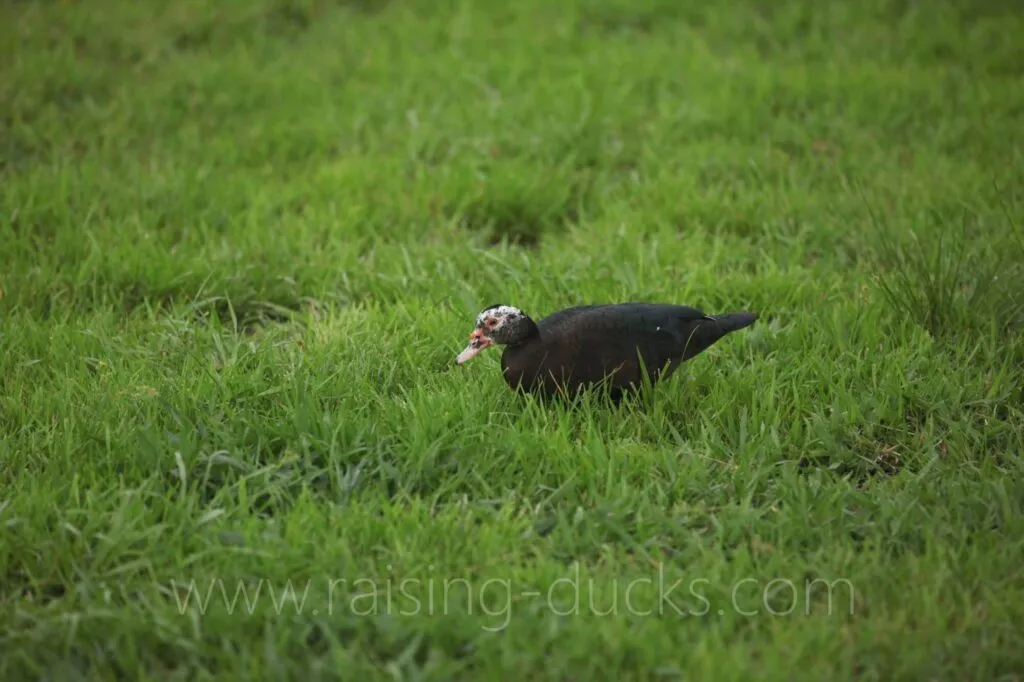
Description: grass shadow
446,165,591,249
863,190,1024,345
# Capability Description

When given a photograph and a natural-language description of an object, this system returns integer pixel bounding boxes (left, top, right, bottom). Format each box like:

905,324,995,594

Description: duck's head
455,304,535,365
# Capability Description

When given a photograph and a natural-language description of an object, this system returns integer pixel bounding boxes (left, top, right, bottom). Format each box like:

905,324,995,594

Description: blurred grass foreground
2,0,1024,680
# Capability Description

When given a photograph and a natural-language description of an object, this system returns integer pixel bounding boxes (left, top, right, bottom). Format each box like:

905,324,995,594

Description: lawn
2,0,1024,679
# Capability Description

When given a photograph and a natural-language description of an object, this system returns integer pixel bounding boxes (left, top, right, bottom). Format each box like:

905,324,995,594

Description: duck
455,302,758,401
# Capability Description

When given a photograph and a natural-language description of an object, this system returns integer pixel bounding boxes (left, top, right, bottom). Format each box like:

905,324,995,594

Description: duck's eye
485,317,498,328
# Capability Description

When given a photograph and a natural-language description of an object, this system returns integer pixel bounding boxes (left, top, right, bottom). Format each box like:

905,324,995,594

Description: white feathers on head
476,305,524,328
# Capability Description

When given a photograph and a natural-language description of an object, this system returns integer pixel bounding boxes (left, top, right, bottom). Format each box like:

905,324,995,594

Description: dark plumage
455,302,758,401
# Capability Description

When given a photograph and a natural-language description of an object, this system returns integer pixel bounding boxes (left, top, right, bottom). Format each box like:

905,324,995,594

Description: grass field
3,0,1024,678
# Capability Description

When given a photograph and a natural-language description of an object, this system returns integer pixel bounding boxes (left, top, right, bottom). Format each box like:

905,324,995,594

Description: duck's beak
456,328,492,365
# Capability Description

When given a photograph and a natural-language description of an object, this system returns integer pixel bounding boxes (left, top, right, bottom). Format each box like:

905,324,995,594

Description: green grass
3,0,1024,678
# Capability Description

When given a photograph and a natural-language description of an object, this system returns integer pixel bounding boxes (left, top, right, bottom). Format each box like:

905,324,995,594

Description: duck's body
456,302,758,401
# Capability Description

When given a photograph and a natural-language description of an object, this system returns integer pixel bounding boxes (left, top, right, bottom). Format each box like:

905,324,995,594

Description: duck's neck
507,318,541,349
